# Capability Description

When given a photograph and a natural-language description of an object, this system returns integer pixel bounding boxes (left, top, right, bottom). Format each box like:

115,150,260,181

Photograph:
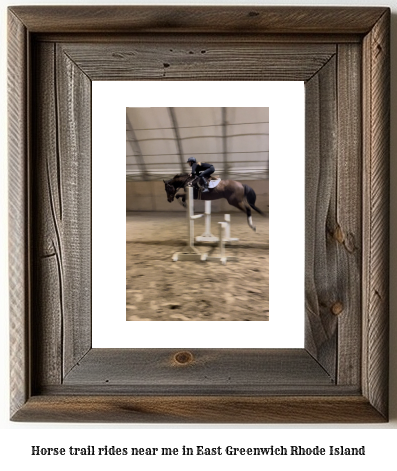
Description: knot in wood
333,225,344,244
331,302,344,316
174,351,194,365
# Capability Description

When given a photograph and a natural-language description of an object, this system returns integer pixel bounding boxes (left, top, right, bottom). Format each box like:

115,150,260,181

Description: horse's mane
173,173,189,178
164,173,191,188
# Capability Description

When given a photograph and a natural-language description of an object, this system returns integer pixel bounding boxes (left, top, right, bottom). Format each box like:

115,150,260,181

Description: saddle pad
208,178,221,189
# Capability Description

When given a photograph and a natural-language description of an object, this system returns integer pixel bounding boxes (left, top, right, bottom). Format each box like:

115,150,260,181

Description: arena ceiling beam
222,107,230,180
126,114,149,181
168,107,186,173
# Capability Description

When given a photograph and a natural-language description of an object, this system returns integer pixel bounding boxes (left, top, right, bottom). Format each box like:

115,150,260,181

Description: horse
163,173,265,231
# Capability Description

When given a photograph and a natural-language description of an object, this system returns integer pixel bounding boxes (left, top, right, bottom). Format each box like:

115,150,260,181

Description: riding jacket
190,162,215,177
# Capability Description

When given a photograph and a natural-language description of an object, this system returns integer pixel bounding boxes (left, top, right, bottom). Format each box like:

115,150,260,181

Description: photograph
5,2,393,430
126,107,269,321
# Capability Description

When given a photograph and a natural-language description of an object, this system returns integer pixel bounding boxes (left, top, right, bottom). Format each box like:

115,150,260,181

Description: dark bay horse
163,173,265,231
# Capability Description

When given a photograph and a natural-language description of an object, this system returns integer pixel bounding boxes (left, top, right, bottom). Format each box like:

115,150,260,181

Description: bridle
164,175,196,201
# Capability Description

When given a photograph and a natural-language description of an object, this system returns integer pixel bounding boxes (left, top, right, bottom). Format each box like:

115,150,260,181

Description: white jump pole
195,203,239,243
172,187,207,262
205,221,238,264
188,190,205,249
204,201,212,237
195,200,219,242
173,188,238,263
223,214,239,242
218,222,227,264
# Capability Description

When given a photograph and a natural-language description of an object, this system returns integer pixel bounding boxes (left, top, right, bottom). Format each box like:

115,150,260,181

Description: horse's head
163,180,176,202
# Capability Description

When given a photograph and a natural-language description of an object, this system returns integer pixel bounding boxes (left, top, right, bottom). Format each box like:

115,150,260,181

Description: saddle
189,175,221,191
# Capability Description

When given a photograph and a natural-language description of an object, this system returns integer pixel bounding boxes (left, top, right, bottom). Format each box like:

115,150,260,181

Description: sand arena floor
126,211,269,321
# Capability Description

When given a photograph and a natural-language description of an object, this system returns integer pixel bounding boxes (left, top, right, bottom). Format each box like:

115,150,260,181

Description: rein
172,175,194,191
182,175,194,188
165,174,197,199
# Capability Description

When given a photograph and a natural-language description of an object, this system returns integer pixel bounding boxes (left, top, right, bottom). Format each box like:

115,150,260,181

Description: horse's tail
243,184,265,216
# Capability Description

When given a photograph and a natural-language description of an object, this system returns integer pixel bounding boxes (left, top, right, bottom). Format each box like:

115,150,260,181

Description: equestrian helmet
187,157,196,164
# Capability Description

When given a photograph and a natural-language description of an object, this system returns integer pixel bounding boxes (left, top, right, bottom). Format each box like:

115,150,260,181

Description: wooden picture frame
8,6,390,423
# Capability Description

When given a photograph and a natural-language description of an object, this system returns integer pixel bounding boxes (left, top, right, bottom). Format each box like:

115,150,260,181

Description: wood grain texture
9,6,387,34
8,6,390,423
362,9,390,419
31,42,92,388
55,45,91,377
11,396,385,424
8,10,29,419
305,43,363,386
62,349,334,392
59,42,335,81
32,42,63,387
305,56,338,377
335,44,362,386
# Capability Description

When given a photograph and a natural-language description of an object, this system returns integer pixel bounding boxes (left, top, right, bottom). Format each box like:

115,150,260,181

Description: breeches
199,166,215,178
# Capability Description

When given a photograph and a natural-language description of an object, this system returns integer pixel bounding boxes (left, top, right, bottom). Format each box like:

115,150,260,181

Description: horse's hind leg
228,199,256,231
245,206,256,231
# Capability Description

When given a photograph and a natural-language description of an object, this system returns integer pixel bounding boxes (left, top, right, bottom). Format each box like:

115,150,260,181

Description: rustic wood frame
8,6,390,423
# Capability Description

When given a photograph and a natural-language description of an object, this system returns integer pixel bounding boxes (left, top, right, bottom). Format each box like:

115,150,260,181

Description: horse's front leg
175,192,186,207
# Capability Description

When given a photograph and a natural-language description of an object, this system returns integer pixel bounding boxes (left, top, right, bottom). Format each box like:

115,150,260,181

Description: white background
92,81,305,348
1,0,396,470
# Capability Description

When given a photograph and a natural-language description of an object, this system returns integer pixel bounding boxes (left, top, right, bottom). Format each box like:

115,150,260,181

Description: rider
187,157,215,193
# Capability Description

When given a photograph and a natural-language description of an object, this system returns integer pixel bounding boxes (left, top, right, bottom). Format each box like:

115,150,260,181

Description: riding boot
201,176,209,193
